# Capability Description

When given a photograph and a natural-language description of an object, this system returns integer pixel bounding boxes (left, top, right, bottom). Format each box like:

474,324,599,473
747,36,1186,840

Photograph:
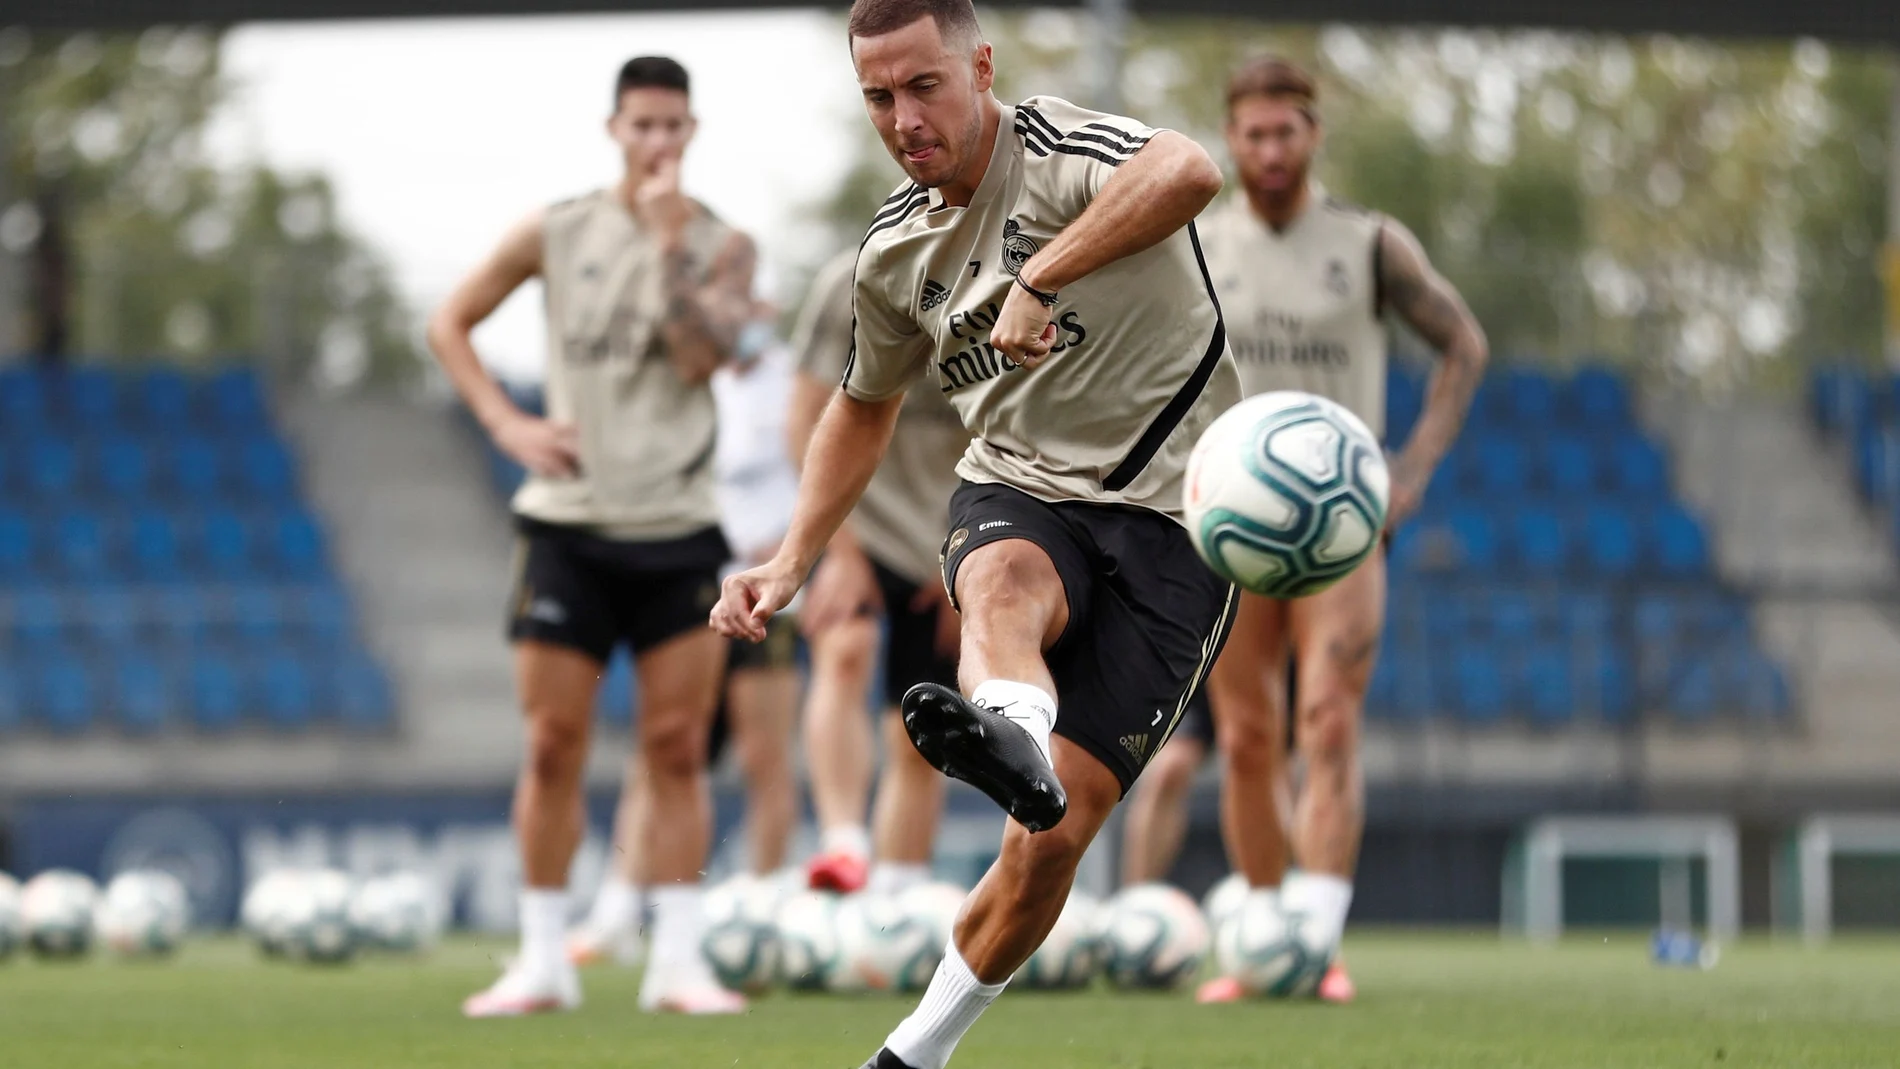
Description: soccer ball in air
282,869,358,964
1013,891,1103,990
831,893,943,993
774,891,843,990
21,870,100,959
94,870,190,957
1212,888,1333,998
0,873,22,960
1184,391,1389,598
700,875,784,994
1098,883,1210,990
348,873,445,954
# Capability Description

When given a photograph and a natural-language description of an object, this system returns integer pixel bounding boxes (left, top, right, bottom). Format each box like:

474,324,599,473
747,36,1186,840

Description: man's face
852,16,992,189
1227,95,1320,200
607,87,696,175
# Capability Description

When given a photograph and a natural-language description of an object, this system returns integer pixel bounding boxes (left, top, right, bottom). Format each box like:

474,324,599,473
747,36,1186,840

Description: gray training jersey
793,248,971,587
512,188,738,539
844,97,1241,521
1198,185,1388,438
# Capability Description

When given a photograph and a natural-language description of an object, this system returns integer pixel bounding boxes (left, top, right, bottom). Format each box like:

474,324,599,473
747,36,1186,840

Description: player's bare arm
640,159,759,384
425,209,581,479
1378,218,1487,527
787,369,885,634
992,131,1224,365
711,390,904,642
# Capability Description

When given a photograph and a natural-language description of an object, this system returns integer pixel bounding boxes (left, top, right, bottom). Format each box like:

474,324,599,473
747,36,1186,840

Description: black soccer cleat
858,1049,919,1069
901,682,1067,832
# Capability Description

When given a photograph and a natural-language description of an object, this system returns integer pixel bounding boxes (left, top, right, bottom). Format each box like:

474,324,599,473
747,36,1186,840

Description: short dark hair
846,0,982,51
614,55,689,107
1226,55,1318,122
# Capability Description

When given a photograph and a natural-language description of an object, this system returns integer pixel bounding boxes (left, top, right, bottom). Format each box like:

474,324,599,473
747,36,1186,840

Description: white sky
209,12,871,381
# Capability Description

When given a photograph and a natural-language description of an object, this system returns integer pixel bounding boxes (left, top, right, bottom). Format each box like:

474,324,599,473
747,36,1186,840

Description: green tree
0,26,416,387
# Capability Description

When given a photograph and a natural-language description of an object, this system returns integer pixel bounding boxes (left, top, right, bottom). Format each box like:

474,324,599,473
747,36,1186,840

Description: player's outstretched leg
629,628,745,1015
464,642,597,1018
861,738,1121,1069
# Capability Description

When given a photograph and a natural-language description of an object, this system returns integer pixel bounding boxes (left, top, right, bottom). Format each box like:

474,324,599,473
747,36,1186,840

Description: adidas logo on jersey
920,278,951,311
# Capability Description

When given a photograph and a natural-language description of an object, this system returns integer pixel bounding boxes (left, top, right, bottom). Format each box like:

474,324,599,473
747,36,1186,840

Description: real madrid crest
1001,219,1039,277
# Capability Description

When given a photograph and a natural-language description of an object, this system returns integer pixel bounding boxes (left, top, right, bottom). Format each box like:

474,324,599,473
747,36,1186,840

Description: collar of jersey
925,102,1017,216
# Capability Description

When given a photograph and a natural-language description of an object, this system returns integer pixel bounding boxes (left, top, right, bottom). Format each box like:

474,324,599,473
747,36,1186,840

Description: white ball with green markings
1213,888,1332,998
1098,883,1209,990
22,870,99,959
95,870,190,957
1013,891,1103,990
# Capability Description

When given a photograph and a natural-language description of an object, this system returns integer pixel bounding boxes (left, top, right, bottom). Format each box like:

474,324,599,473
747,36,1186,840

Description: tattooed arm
1378,219,1488,529
657,228,758,385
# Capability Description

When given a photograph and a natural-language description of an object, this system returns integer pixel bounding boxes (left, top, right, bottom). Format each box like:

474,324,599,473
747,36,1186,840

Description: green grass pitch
3,933,1897,1068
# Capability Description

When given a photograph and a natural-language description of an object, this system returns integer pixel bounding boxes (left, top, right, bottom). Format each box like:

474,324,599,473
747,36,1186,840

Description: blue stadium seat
1385,370,1423,446
1491,589,1538,639
168,438,223,499
1541,435,1597,495
293,585,351,645
35,653,95,734
1498,368,1556,426
114,655,173,734
1609,436,1669,498
200,510,253,577
1509,507,1568,573
1588,647,1636,724
335,655,396,729
597,650,635,726
96,436,153,498
78,587,140,648
150,587,210,644
1568,367,1629,427
1449,648,1506,724
0,366,46,427
1651,505,1710,577
188,655,245,731
1667,661,1717,723
128,511,183,580
0,510,31,579
235,438,296,500
258,650,317,730
1383,644,1434,722
1520,645,1574,727
268,511,325,579
132,368,193,428
53,510,111,580
1633,594,1678,645
26,439,80,500
61,367,119,427
1472,439,1530,495
1582,505,1638,577
231,587,282,645
206,368,267,428
1561,591,1614,642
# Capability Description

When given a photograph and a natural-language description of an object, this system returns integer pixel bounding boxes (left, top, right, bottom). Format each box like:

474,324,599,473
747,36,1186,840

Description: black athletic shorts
728,613,800,673
507,517,729,663
871,556,960,709
938,481,1237,794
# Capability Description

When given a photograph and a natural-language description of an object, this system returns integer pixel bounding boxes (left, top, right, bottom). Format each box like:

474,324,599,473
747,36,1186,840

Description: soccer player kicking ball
1194,57,1488,1003
712,2,1240,1066
429,56,753,1018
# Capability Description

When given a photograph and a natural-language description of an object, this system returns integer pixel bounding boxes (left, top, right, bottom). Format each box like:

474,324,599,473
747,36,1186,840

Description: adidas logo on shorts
920,278,951,311
1119,733,1151,761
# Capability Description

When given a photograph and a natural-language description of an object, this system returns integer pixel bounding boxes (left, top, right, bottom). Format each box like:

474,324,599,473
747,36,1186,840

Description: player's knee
639,708,710,777
1298,691,1362,763
1219,712,1282,775
524,713,589,785
959,545,1063,629
815,619,879,679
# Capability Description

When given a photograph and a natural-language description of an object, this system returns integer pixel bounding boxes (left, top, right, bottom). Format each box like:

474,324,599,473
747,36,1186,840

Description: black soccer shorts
506,517,729,663
938,481,1237,793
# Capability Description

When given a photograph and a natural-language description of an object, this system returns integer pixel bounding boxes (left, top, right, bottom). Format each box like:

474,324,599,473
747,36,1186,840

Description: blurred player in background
1117,692,1214,886
789,248,970,896
1194,56,1487,1003
567,310,803,964
426,55,754,1017
713,2,1239,1066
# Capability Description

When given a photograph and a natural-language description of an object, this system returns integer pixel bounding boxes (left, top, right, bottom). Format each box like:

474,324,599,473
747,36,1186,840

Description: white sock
1281,871,1353,949
518,888,570,976
641,882,717,999
822,823,872,860
868,862,932,896
884,941,1007,1069
584,875,643,934
969,680,1057,768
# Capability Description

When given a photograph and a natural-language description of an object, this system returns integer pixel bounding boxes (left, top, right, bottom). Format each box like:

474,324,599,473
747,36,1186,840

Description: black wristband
1014,273,1058,308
